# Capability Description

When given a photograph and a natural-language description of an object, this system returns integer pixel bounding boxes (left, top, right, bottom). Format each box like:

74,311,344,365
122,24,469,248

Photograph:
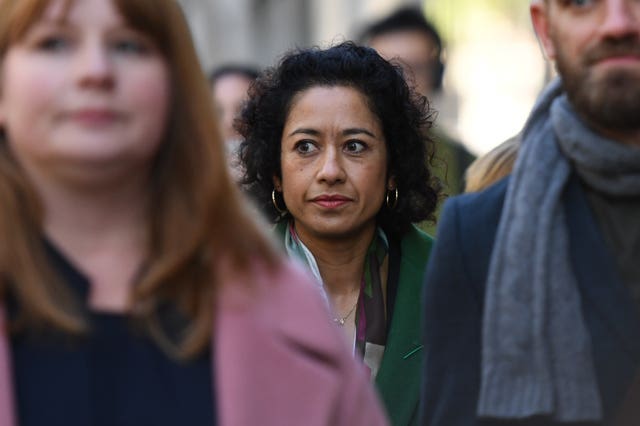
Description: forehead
369,30,439,62
1,0,99,44
285,85,381,128
34,0,125,28
1,0,162,43
214,74,252,91
213,74,252,101
4,0,79,30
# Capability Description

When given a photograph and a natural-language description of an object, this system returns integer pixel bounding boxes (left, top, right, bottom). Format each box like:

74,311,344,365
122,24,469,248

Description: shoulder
440,176,509,238
425,177,510,305
217,258,336,351
431,128,476,165
402,225,433,249
215,258,388,426
398,225,433,273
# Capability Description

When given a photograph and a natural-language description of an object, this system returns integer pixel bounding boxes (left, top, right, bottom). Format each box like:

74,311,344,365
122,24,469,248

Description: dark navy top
10,243,216,426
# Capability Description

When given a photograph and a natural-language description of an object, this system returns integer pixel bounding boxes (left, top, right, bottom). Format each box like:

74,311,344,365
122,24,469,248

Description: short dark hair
209,64,260,85
360,7,444,90
237,41,440,236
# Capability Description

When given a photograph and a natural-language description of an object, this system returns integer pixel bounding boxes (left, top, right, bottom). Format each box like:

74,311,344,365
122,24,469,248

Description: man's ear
530,0,557,61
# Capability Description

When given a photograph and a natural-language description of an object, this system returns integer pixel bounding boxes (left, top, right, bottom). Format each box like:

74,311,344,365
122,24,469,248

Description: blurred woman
239,42,439,426
464,135,519,193
0,1,387,425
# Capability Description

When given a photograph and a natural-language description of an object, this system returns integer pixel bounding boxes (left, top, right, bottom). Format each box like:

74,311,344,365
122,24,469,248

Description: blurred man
422,0,640,424
362,7,475,204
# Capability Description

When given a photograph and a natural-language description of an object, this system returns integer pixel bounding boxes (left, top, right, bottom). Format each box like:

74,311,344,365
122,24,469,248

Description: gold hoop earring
272,189,287,214
386,188,399,210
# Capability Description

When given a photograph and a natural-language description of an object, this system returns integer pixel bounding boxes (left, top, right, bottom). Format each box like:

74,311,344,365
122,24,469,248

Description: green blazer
375,225,433,425
274,222,433,425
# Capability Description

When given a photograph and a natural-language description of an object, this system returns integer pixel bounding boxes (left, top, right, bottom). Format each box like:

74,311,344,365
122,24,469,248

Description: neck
39,176,149,251
597,127,640,148
33,169,151,313
295,224,376,297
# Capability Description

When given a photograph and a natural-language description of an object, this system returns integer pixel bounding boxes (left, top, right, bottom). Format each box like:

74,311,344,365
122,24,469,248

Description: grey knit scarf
478,78,640,422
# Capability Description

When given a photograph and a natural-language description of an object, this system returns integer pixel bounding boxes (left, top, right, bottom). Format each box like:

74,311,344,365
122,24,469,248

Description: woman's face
0,0,170,185
276,85,392,243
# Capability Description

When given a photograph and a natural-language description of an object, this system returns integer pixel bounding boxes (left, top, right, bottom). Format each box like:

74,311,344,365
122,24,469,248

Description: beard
556,35,640,132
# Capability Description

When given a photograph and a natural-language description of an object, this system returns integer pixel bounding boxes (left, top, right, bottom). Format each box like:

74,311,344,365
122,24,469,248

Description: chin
310,222,375,242
579,71,640,130
309,227,351,240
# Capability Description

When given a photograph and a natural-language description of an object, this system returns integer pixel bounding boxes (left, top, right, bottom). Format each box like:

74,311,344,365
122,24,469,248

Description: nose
76,39,114,89
316,146,346,184
599,0,640,40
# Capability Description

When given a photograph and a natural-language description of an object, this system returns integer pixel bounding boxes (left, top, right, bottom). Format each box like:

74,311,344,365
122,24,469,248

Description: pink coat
0,259,388,426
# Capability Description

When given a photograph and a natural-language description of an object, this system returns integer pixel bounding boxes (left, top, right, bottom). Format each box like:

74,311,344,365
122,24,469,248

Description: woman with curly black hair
239,41,439,426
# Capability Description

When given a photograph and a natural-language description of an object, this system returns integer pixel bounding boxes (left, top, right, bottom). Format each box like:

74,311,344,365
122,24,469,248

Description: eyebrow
288,128,319,137
287,127,377,138
31,19,70,28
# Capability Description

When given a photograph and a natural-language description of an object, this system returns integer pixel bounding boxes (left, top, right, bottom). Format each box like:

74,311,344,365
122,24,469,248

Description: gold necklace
333,300,358,326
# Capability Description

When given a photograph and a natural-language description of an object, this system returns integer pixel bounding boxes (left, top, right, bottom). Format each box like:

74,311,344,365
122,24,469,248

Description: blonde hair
0,0,277,358
464,136,519,193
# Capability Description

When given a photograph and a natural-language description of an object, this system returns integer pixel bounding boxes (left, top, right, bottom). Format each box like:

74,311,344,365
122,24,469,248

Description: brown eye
345,140,366,153
294,140,317,154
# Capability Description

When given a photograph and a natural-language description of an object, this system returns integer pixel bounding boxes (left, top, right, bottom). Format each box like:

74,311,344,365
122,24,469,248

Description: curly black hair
237,41,440,236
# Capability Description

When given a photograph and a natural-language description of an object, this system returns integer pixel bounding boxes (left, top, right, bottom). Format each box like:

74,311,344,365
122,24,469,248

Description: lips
64,108,123,126
311,194,352,209
586,42,640,66
595,55,640,66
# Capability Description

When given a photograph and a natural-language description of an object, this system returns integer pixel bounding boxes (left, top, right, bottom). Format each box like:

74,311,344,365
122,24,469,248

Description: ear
272,175,282,191
0,102,5,139
0,67,5,133
387,176,397,191
530,0,557,61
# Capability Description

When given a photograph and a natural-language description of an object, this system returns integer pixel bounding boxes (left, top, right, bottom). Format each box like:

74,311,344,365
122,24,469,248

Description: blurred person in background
464,135,519,193
209,64,259,181
0,1,389,425
239,42,439,426
361,6,475,235
422,0,640,424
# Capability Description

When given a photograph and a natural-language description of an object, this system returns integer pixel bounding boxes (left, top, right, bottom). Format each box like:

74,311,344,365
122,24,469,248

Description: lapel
564,176,640,415
0,306,17,426
375,226,433,426
565,176,640,361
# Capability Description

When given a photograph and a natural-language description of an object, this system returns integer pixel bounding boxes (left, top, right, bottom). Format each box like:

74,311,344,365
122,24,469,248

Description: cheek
280,163,302,196
360,162,388,205
279,160,311,206
125,64,171,143
1,60,63,149
131,67,170,112
2,60,61,121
